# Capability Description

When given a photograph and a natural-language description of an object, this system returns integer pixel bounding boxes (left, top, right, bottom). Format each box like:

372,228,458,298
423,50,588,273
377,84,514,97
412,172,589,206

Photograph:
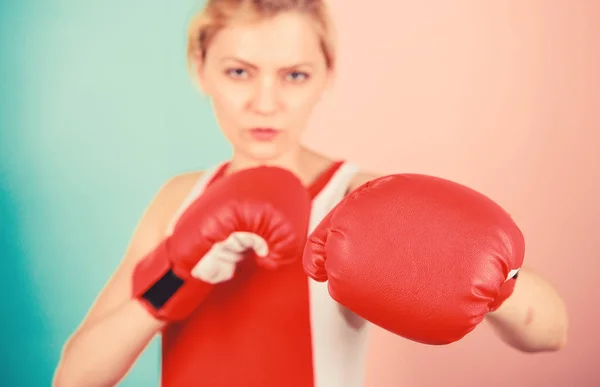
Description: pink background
304,1,600,386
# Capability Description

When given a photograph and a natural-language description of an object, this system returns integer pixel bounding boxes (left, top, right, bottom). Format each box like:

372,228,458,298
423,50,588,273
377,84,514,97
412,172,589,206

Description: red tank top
161,162,344,387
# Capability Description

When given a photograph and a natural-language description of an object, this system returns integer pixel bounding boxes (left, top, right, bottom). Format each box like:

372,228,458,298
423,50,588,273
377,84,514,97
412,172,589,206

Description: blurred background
1,0,598,386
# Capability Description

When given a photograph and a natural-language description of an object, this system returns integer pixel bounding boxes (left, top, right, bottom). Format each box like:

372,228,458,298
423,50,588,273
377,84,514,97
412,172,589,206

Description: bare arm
54,301,165,387
484,267,568,353
53,173,202,387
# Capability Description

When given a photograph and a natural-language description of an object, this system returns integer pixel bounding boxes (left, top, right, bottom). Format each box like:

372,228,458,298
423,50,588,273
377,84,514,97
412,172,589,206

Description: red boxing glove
132,166,311,322
303,174,525,345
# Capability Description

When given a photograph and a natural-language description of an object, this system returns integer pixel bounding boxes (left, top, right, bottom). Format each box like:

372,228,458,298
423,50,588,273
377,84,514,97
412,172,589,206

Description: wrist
132,240,213,322
138,268,185,311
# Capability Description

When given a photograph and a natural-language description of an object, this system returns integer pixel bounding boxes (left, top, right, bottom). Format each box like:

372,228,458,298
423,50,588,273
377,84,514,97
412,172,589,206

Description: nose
251,76,279,116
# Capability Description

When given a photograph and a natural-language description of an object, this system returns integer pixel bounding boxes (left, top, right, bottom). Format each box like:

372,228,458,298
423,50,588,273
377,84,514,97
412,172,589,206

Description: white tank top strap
165,163,225,235
306,161,369,387
309,161,360,232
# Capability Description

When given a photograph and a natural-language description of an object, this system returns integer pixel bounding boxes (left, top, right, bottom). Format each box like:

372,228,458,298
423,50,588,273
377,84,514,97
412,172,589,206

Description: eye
285,71,309,82
225,68,249,79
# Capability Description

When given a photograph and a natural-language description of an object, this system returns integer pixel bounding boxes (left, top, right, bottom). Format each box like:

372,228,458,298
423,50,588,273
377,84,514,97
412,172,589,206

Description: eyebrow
220,57,315,70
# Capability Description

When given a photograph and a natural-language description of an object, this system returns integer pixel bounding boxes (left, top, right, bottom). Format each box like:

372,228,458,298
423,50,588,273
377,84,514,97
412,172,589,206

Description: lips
248,128,279,141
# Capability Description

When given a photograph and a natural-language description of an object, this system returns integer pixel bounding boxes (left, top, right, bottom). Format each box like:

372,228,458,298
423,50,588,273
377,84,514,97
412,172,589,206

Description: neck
226,145,323,186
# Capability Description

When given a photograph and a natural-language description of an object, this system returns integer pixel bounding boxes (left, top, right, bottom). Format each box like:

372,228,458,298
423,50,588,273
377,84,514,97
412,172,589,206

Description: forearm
54,299,165,387
485,268,568,352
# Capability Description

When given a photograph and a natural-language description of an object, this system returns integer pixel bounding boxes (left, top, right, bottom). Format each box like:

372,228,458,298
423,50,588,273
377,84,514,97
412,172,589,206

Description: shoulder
348,170,381,192
163,170,205,196
149,170,206,236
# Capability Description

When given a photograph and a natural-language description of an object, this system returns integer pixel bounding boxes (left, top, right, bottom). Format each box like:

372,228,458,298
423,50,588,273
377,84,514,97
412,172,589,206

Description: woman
53,0,569,386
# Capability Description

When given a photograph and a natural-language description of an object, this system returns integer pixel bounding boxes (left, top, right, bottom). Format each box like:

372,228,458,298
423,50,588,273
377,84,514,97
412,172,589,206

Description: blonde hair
186,0,336,70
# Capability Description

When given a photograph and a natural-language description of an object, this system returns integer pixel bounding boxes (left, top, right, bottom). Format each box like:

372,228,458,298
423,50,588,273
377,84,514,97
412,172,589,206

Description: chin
239,141,291,162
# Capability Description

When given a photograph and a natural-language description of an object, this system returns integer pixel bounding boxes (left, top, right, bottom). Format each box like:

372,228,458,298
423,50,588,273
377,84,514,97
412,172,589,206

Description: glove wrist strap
140,269,185,310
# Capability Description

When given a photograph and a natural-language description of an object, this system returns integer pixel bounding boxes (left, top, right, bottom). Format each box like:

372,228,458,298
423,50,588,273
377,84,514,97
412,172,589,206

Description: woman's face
198,11,332,161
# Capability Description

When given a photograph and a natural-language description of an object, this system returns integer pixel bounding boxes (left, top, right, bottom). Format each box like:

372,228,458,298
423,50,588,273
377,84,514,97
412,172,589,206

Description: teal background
1,1,229,385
